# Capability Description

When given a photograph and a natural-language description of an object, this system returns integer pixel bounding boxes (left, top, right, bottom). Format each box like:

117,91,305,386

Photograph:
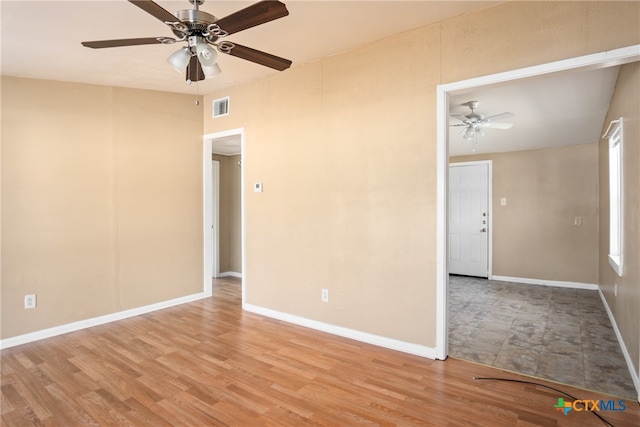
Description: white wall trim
597,288,640,401
0,292,209,350
203,137,214,296
491,275,599,291
219,271,242,278
436,44,640,361
211,159,220,279
435,86,449,360
244,304,437,359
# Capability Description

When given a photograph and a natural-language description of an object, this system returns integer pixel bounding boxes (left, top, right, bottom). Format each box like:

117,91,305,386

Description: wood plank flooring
2,277,639,426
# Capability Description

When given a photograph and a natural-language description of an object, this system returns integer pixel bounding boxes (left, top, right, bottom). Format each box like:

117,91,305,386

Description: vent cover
213,97,229,118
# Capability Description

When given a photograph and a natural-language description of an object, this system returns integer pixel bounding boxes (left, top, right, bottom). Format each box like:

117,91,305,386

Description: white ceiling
448,66,620,157
1,0,499,95
1,1,629,157
212,134,242,155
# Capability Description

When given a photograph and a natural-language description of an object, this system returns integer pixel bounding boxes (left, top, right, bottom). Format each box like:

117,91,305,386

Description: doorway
435,45,640,360
203,128,245,304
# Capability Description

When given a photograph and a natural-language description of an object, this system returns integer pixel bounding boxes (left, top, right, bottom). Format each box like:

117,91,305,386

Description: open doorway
203,128,245,304
435,46,640,398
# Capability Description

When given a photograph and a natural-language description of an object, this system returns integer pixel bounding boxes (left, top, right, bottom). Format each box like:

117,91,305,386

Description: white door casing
203,128,246,302
435,45,640,361
449,162,491,278
212,160,220,279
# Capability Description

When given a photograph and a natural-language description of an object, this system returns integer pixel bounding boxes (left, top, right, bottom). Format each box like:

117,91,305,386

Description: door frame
203,128,246,303
449,160,493,279
435,44,640,360
211,159,220,279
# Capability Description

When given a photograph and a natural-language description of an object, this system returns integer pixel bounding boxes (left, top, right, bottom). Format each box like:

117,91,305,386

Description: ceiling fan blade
81,37,175,49
186,55,205,82
480,122,514,130
128,0,182,25
451,115,469,123
215,1,289,35
220,43,291,71
482,112,515,123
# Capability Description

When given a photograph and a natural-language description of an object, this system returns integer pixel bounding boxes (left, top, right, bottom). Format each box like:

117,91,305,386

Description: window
603,118,623,275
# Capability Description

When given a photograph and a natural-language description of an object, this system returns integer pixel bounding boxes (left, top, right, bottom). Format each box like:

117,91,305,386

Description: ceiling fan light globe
167,47,191,73
196,42,218,66
463,128,475,140
202,63,222,78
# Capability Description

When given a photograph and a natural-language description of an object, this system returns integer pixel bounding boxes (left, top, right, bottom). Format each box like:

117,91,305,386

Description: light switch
500,197,507,206
254,182,263,193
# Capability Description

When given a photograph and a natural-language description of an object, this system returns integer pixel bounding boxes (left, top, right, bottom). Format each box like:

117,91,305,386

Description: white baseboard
491,275,599,291
597,289,640,401
0,292,210,350
243,303,436,359
219,271,242,278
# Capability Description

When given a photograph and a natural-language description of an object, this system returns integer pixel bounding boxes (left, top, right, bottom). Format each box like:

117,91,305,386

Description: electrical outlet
321,289,329,303
24,294,37,309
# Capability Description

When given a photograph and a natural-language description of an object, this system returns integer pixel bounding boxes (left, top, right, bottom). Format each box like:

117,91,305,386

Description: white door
449,162,490,277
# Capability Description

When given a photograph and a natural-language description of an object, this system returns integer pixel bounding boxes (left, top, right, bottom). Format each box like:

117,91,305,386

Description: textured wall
3,1,638,349
599,62,640,379
1,78,204,339
203,2,639,347
212,154,242,274
452,144,599,284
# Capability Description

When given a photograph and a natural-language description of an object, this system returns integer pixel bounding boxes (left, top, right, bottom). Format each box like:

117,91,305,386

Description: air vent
213,97,229,118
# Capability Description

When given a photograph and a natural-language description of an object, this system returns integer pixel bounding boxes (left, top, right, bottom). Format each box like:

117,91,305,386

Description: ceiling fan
81,0,292,83
451,101,515,146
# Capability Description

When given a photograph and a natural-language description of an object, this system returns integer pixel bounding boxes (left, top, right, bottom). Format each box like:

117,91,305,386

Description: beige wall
599,62,640,379
2,2,638,350
203,2,639,347
1,77,204,339
212,154,242,274
452,144,600,284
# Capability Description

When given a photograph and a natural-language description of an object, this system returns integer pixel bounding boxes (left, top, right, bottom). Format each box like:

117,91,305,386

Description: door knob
481,228,487,232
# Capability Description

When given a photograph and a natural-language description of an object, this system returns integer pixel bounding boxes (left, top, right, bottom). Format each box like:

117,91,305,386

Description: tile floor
448,275,637,399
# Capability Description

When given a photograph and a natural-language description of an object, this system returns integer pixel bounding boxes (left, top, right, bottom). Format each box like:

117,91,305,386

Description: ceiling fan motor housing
172,9,218,40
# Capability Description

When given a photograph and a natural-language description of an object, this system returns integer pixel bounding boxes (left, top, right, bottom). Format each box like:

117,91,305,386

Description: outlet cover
24,294,37,309
321,289,329,303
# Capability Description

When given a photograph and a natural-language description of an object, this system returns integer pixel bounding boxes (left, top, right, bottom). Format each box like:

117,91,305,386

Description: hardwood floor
2,277,639,426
